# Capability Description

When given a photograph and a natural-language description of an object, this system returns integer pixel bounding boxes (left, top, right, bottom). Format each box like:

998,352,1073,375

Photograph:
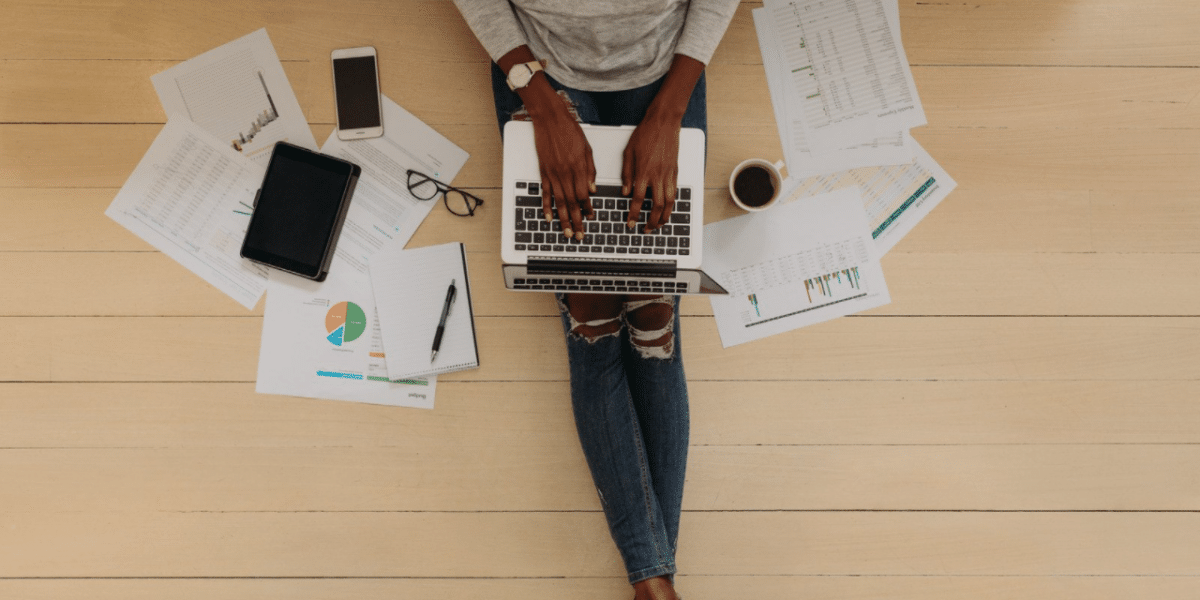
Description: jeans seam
624,387,668,573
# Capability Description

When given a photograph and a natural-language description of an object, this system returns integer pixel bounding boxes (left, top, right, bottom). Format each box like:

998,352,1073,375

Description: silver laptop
500,120,727,295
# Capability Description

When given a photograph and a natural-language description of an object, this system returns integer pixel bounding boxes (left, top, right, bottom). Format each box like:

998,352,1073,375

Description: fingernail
544,212,552,222
564,228,572,238
575,230,584,240
589,182,596,193
622,185,629,195
627,220,636,229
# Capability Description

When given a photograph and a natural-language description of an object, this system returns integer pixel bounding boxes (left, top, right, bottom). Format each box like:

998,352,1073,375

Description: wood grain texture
2,1,1198,598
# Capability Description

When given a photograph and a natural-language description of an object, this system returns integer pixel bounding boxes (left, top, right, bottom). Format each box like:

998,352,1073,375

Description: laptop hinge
527,257,677,278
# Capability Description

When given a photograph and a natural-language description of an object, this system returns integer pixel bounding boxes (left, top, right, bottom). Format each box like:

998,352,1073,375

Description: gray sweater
453,0,739,91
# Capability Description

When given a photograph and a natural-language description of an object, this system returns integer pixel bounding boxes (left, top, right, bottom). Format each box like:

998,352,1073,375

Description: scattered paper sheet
105,118,268,309
761,0,925,154
152,28,317,164
255,96,469,406
704,187,890,347
255,262,437,408
318,97,471,273
784,133,956,255
754,7,912,178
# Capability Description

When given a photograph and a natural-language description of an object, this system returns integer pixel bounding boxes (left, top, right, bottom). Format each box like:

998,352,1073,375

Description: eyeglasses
406,169,484,217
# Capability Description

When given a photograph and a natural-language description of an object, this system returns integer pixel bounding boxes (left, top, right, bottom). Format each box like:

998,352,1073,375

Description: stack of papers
105,28,471,409
706,1,957,347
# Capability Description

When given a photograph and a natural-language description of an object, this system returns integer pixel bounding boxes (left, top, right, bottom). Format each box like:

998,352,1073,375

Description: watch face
509,65,533,89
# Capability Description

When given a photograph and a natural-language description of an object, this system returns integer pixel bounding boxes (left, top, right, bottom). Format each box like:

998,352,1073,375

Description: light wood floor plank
899,0,1200,67
3,444,1196,512
2,511,1196,577
12,186,1200,254
3,576,1197,600
6,124,1198,192
4,316,1195,383
4,251,1199,317
5,381,1198,448
5,1,1197,68
11,60,1198,134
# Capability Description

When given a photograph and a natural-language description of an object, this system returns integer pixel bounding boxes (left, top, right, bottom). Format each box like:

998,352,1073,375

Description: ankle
632,575,678,600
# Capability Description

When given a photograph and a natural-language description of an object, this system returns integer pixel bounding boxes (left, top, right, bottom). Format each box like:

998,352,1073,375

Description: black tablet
240,142,361,281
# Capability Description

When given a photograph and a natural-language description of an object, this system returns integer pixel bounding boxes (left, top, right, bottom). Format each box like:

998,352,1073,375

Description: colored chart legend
325,301,367,346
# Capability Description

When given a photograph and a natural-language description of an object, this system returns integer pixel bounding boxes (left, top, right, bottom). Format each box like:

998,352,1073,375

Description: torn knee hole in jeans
560,296,623,343
625,297,675,359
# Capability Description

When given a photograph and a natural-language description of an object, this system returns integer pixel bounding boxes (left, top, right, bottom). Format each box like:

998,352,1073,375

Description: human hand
531,103,595,240
622,113,680,232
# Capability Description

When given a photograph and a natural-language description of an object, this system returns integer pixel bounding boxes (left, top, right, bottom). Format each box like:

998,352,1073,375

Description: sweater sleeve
674,0,741,65
451,0,528,63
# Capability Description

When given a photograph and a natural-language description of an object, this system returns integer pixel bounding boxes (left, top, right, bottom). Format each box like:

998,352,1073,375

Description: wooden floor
2,1,1198,598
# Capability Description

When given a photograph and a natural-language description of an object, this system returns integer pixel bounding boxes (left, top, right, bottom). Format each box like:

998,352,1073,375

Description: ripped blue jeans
557,293,689,584
490,63,705,583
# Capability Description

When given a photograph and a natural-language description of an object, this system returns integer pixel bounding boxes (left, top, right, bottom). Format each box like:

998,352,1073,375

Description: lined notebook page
369,241,478,380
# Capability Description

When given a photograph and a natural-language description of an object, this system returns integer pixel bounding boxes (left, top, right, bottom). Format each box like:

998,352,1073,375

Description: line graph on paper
721,236,873,327
174,47,283,156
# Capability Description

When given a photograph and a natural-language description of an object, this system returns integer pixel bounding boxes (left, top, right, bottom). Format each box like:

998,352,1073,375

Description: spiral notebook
369,241,479,380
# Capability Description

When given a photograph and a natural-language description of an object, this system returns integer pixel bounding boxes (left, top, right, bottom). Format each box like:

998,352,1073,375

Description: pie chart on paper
325,301,367,346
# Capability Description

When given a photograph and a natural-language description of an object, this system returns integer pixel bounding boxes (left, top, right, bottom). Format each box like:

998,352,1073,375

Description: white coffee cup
729,158,785,211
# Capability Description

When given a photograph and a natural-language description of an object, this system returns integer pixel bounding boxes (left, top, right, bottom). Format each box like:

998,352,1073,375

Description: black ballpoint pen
430,279,457,363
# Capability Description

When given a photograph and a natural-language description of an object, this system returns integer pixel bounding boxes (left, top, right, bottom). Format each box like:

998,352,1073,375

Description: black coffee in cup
733,165,776,207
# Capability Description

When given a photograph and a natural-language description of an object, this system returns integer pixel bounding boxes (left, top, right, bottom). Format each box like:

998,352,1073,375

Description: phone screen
333,55,381,130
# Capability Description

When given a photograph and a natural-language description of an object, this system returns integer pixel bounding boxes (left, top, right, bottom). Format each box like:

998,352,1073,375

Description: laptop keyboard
512,277,689,294
512,182,692,256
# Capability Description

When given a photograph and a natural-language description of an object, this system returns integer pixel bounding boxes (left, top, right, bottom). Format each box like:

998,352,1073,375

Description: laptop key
516,232,532,243
517,196,541,207
670,213,690,224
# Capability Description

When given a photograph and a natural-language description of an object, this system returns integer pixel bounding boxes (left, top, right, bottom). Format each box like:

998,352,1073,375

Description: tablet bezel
240,142,360,281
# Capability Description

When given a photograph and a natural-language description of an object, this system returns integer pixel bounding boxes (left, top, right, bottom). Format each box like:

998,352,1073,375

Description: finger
585,145,598,223
571,171,589,238
630,175,650,232
621,146,639,229
660,168,677,226
555,173,575,240
647,178,667,232
540,168,555,224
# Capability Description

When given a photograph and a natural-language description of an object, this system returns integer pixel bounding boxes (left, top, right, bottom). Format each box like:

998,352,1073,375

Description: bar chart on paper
724,238,872,328
704,187,891,347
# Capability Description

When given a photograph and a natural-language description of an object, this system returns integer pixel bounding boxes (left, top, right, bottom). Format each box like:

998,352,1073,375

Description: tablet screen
242,143,356,277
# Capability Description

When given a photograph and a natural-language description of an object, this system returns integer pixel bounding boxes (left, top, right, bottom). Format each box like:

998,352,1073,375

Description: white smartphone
331,46,384,140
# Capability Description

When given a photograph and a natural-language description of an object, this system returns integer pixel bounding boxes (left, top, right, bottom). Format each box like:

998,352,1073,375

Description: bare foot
633,576,679,600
